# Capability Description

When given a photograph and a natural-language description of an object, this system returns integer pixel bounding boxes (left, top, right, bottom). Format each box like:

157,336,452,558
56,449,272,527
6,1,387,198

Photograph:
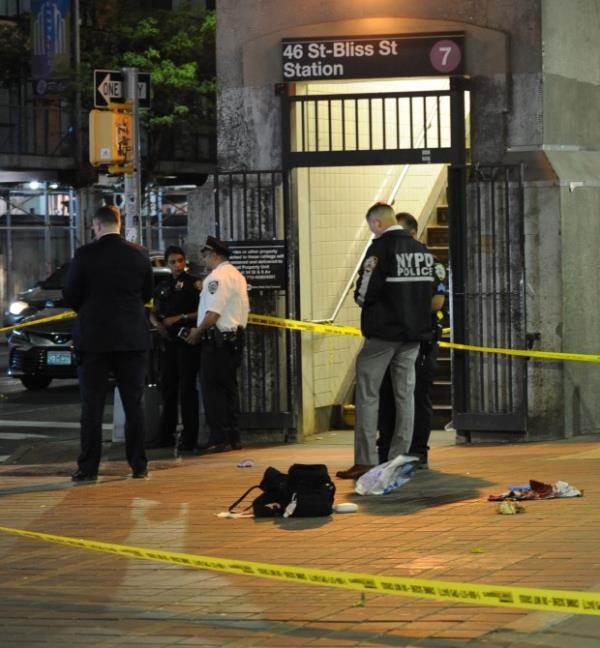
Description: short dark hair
365,202,394,221
94,205,120,225
164,245,186,263
396,212,418,233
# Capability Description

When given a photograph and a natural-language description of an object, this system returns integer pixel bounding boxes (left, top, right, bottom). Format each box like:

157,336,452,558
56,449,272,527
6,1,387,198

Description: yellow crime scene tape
2,310,600,363
0,525,599,615
0,310,76,334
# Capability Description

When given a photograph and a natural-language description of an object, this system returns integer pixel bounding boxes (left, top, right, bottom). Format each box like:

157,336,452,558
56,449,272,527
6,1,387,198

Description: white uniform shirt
197,261,249,331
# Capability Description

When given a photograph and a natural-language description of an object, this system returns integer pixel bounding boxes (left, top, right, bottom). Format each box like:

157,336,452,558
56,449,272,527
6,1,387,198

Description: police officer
377,212,448,468
186,236,249,452
150,245,201,450
337,203,435,480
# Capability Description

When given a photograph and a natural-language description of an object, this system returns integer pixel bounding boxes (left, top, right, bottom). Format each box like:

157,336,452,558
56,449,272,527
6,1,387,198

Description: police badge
208,280,219,294
363,256,379,274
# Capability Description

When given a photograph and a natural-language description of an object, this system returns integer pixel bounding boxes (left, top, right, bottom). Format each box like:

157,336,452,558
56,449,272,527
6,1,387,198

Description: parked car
7,263,170,390
4,264,70,328
4,252,166,327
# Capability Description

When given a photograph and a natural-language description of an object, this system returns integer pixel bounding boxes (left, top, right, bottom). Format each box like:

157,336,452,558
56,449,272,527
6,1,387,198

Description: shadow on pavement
347,469,494,515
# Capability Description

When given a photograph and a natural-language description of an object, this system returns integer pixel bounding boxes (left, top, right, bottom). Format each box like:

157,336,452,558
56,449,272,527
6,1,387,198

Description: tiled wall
295,79,449,432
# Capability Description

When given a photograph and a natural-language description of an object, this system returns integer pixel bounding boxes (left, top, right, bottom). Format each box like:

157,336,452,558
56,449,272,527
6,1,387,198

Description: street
0,342,113,462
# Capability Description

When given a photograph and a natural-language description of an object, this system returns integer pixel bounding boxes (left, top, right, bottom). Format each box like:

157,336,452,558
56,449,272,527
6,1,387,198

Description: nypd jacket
354,226,435,342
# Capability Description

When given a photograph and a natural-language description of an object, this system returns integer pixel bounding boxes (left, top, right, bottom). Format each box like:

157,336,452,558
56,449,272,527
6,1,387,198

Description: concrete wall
211,0,600,440
537,1,600,437
216,0,543,168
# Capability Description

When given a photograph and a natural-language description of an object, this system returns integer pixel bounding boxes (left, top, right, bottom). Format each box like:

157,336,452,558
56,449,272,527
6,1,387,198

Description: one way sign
94,69,151,109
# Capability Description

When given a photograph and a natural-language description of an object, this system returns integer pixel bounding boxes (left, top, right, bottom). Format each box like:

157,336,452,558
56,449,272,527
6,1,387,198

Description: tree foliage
79,0,216,134
0,15,31,86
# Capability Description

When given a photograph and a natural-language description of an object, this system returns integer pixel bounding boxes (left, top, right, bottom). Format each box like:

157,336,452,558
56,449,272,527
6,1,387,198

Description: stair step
437,205,449,224
432,380,451,401
428,246,449,264
432,405,452,429
437,343,450,359
426,225,449,247
436,356,451,380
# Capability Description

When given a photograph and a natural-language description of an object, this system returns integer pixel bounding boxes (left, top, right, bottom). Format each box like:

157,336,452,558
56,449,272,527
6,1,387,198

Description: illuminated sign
281,32,464,81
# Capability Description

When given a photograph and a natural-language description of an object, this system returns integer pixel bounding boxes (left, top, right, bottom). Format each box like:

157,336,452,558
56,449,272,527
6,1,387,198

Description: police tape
248,315,600,362
3,310,600,364
440,341,600,363
0,310,76,334
248,314,363,337
0,525,599,615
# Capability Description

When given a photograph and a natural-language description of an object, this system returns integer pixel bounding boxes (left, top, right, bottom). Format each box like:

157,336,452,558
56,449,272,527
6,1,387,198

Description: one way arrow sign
95,70,125,107
94,69,151,109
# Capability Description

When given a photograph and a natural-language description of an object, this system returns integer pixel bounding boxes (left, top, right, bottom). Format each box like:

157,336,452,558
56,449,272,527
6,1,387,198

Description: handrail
308,103,440,325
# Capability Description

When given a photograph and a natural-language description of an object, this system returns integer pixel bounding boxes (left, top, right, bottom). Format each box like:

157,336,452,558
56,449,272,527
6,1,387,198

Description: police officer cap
202,236,230,257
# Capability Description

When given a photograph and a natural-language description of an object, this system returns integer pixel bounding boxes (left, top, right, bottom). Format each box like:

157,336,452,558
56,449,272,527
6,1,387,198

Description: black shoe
196,443,229,455
335,464,374,480
131,469,148,479
146,441,174,449
178,444,197,453
71,469,97,483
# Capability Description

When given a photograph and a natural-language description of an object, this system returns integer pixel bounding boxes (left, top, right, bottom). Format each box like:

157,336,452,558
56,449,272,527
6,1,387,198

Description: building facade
193,0,600,442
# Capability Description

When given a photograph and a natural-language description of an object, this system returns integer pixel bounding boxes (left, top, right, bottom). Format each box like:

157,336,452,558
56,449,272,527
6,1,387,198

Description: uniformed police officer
377,212,448,468
186,236,249,452
150,245,201,450
337,203,435,480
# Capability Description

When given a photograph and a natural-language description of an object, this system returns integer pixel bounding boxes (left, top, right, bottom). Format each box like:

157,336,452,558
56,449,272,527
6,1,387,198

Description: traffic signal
89,109,134,167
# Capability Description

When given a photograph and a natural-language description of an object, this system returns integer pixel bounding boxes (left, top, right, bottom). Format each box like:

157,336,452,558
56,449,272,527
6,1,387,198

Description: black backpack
229,464,335,518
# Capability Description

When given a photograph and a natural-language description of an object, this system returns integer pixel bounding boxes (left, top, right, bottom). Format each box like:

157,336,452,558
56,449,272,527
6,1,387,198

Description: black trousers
377,342,439,463
76,350,148,475
159,339,200,447
200,339,243,447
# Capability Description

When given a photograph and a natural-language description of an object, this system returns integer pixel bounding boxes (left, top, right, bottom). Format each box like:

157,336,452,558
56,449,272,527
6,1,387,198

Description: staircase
423,204,452,430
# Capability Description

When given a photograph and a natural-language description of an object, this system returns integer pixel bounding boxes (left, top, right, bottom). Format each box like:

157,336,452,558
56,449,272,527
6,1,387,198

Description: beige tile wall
295,78,449,434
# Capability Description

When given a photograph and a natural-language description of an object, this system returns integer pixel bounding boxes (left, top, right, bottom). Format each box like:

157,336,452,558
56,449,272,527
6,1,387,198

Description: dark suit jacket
63,234,154,352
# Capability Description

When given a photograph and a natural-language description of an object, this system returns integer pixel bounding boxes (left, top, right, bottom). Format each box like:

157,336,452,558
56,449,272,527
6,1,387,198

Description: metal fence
282,88,465,167
213,171,298,438
452,164,527,434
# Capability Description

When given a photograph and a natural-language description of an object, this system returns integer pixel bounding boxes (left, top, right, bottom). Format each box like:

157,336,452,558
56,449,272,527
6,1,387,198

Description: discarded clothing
355,454,419,496
488,479,582,501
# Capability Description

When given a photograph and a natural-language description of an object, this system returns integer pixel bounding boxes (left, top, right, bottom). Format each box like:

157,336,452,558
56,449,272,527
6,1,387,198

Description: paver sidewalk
1,433,600,647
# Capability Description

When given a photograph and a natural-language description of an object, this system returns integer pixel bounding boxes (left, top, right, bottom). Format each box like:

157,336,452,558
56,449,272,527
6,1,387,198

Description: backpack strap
228,485,261,513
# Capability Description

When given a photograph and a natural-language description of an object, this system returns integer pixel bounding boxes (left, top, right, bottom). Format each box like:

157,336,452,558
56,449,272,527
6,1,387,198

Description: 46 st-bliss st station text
283,39,400,78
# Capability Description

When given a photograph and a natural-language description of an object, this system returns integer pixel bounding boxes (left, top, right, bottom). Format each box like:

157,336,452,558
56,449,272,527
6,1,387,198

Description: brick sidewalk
1,437,600,646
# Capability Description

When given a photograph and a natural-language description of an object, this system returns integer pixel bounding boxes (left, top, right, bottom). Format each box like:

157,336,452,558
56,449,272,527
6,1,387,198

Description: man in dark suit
63,206,154,482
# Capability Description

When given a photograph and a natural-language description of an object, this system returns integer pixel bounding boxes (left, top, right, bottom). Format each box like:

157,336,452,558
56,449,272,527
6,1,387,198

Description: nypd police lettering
390,252,435,281
281,33,464,81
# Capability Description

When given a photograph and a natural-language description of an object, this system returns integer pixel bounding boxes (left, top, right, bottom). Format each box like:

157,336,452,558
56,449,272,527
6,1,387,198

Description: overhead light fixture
28,180,42,190
49,182,59,189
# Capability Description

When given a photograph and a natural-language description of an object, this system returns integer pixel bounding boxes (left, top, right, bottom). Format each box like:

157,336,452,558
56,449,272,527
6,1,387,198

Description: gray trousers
354,338,420,465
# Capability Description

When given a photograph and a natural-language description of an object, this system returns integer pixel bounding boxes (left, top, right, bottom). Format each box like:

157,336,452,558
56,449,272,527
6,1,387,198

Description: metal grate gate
213,171,298,438
281,80,467,168
451,164,527,434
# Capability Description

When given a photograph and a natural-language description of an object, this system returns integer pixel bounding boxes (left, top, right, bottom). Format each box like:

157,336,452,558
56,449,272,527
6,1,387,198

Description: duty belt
201,326,244,344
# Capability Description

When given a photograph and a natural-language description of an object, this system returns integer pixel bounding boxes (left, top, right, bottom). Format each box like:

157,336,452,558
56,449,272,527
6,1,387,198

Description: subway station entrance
214,32,527,440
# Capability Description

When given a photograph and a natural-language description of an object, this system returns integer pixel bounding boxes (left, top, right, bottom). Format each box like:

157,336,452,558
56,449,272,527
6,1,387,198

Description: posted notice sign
229,241,287,290
281,32,464,81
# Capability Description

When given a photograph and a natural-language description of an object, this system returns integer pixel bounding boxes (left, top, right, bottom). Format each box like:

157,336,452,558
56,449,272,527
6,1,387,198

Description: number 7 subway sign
281,32,464,81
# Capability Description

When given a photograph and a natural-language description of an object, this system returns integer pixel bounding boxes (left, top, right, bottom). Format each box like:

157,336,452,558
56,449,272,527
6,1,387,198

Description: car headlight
9,328,29,342
9,301,30,315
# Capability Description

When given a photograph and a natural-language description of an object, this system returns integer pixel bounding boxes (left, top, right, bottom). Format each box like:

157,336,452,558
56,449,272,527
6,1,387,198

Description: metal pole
43,184,51,274
123,67,143,243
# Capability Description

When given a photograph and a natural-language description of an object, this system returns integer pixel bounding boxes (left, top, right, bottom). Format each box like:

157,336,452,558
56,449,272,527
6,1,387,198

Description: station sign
281,32,464,81
229,241,287,290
